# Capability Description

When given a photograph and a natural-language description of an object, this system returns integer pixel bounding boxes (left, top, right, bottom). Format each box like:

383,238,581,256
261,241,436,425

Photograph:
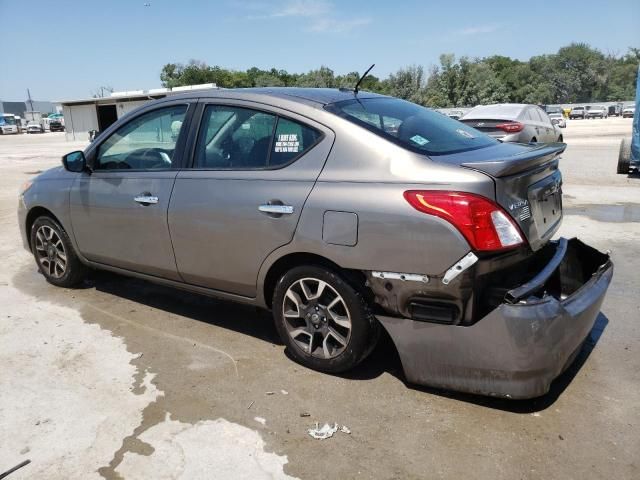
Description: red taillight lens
403,191,525,252
496,122,524,133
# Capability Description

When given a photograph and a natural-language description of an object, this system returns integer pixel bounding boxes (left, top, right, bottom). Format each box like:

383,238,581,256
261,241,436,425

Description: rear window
325,98,497,156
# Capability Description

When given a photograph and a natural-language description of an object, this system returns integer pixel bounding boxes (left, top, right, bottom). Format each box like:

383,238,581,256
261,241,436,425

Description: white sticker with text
275,133,299,153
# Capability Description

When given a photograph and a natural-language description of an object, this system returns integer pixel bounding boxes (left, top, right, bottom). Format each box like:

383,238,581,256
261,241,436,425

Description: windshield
573,107,584,111
0,116,16,126
325,97,497,156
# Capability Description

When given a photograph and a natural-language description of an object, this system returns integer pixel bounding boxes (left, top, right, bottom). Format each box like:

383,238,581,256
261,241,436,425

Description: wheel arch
25,206,64,251
262,252,369,309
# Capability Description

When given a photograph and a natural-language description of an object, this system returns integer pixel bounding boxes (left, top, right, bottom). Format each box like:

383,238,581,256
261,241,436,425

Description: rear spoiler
462,143,566,177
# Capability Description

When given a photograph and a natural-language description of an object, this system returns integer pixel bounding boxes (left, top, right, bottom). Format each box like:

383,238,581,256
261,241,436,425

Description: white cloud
454,24,501,36
242,0,370,33
270,0,331,18
308,16,372,33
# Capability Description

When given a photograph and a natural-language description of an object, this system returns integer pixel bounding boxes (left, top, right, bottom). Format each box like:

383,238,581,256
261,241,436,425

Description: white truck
0,114,20,135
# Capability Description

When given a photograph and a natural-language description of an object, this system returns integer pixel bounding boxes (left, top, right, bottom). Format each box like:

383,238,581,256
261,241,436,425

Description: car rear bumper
377,238,613,399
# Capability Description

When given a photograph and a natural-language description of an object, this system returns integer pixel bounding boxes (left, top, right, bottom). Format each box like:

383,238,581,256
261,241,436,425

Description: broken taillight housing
403,190,525,252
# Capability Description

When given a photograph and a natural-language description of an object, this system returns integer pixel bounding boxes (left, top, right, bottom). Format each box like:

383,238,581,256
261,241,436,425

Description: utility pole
27,89,34,112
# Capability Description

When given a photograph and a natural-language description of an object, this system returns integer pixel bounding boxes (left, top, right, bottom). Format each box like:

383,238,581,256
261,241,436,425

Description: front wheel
30,216,87,287
272,265,379,373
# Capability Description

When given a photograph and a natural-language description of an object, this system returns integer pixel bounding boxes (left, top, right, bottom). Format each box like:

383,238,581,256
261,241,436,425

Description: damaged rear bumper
377,238,613,399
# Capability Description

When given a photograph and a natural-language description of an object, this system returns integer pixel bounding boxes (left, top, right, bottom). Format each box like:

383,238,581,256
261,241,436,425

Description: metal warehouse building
58,83,217,141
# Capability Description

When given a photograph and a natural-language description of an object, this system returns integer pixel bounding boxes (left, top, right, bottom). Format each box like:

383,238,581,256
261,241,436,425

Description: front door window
95,105,187,170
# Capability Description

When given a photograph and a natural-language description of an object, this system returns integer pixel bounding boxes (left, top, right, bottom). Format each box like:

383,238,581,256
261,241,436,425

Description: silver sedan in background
460,103,563,143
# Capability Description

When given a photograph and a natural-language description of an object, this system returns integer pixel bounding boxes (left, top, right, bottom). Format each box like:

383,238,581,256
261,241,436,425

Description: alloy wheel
34,225,67,279
282,277,352,359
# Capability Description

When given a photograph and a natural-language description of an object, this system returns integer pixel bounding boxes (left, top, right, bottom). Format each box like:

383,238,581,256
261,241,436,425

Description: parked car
544,106,563,116
548,112,566,128
608,103,623,117
586,106,608,119
17,88,613,399
26,121,45,134
622,105,636,118
49,119,65,132
459,103,563,143
447,110,464,120
569,106,587,119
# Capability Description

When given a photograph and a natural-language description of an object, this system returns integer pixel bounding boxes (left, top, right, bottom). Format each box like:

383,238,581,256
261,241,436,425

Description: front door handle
134,194,159,205
258,204,294,215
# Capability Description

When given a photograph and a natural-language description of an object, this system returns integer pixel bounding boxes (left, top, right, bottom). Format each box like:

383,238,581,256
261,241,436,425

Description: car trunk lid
458,118,511,136
433,142,566,251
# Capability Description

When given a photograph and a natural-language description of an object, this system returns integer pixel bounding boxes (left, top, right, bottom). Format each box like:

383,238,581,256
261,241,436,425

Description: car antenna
354,64,375,94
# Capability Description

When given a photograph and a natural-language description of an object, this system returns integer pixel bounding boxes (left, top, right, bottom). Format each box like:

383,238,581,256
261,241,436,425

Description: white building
57,84,217,141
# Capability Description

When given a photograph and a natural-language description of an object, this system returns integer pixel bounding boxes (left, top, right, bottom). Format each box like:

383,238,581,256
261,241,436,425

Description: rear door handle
134,195,159,205
258,204,294,215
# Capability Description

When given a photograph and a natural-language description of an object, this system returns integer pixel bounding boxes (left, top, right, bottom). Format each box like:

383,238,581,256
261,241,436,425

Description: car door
69,101,194,280
168,101,334,297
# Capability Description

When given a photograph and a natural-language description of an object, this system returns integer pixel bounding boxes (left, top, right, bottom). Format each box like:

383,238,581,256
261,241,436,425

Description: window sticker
274,133,300,153
241,123,250,130
456,129,475,139
410,134,429,146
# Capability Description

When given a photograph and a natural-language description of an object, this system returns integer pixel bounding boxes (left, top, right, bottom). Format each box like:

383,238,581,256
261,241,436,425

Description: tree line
160,43,638,107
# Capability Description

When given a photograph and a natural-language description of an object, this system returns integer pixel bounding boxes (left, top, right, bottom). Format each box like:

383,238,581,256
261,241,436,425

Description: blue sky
1,0,638,101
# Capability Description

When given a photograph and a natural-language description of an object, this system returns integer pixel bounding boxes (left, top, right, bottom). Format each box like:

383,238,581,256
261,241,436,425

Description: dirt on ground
0,117,639,479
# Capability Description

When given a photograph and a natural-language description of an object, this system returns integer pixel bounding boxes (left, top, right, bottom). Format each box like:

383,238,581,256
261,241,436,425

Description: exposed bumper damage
374,238,613,399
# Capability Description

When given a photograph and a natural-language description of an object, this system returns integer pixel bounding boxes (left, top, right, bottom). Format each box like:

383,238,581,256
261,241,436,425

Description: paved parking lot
1,118,639,479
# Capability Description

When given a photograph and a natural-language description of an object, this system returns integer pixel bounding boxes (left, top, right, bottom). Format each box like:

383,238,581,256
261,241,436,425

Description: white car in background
548,112,566,128
622,105,636,118
26,122,45,134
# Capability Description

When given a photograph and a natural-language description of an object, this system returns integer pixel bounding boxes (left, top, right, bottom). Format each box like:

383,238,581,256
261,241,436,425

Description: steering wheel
131,148,172,169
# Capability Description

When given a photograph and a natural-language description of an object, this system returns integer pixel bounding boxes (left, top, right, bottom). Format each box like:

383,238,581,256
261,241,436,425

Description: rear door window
270,117,321,167
195,105,321,169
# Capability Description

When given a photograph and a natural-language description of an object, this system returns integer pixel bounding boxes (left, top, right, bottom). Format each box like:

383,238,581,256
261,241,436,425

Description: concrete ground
0,117,639,479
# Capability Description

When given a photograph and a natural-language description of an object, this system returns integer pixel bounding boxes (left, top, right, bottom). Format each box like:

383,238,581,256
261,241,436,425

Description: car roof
463,103,528,120
168,87,385,108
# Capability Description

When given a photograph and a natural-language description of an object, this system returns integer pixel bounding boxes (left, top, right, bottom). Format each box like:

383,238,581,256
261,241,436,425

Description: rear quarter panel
257,119,496,303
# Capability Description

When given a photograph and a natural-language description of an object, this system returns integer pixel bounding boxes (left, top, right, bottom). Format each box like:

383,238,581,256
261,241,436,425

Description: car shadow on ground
86,270,283,346
32,268,609,414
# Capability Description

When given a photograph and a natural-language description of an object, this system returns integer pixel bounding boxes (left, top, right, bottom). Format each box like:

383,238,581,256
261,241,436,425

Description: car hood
34,165,73,181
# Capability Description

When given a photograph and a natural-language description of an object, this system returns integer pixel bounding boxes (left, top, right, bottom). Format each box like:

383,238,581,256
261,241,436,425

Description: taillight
495,122,524,133
403,191,525,252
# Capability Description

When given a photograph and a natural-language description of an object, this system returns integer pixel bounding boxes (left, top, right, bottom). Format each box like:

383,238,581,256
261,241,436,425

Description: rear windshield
325,97,497,156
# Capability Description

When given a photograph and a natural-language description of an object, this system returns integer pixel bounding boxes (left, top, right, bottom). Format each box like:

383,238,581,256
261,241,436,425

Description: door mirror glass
62,151,87,173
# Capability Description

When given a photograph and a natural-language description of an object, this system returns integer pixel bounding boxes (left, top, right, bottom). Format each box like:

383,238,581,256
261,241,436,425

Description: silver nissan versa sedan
18,88,613,399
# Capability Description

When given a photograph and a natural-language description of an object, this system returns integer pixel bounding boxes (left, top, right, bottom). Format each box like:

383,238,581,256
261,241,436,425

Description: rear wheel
530,137,537,143
617,138,631,174
30,216,87,287
273,265,379,373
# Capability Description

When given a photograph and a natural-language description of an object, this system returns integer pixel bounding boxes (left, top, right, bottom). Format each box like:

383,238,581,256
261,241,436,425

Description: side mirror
62,151,88,173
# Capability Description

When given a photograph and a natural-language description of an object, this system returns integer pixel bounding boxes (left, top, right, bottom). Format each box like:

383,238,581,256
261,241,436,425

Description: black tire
530,137,537,143
30,215,87,287
617,138,631,174
272,265,379,374
557,135,563,142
